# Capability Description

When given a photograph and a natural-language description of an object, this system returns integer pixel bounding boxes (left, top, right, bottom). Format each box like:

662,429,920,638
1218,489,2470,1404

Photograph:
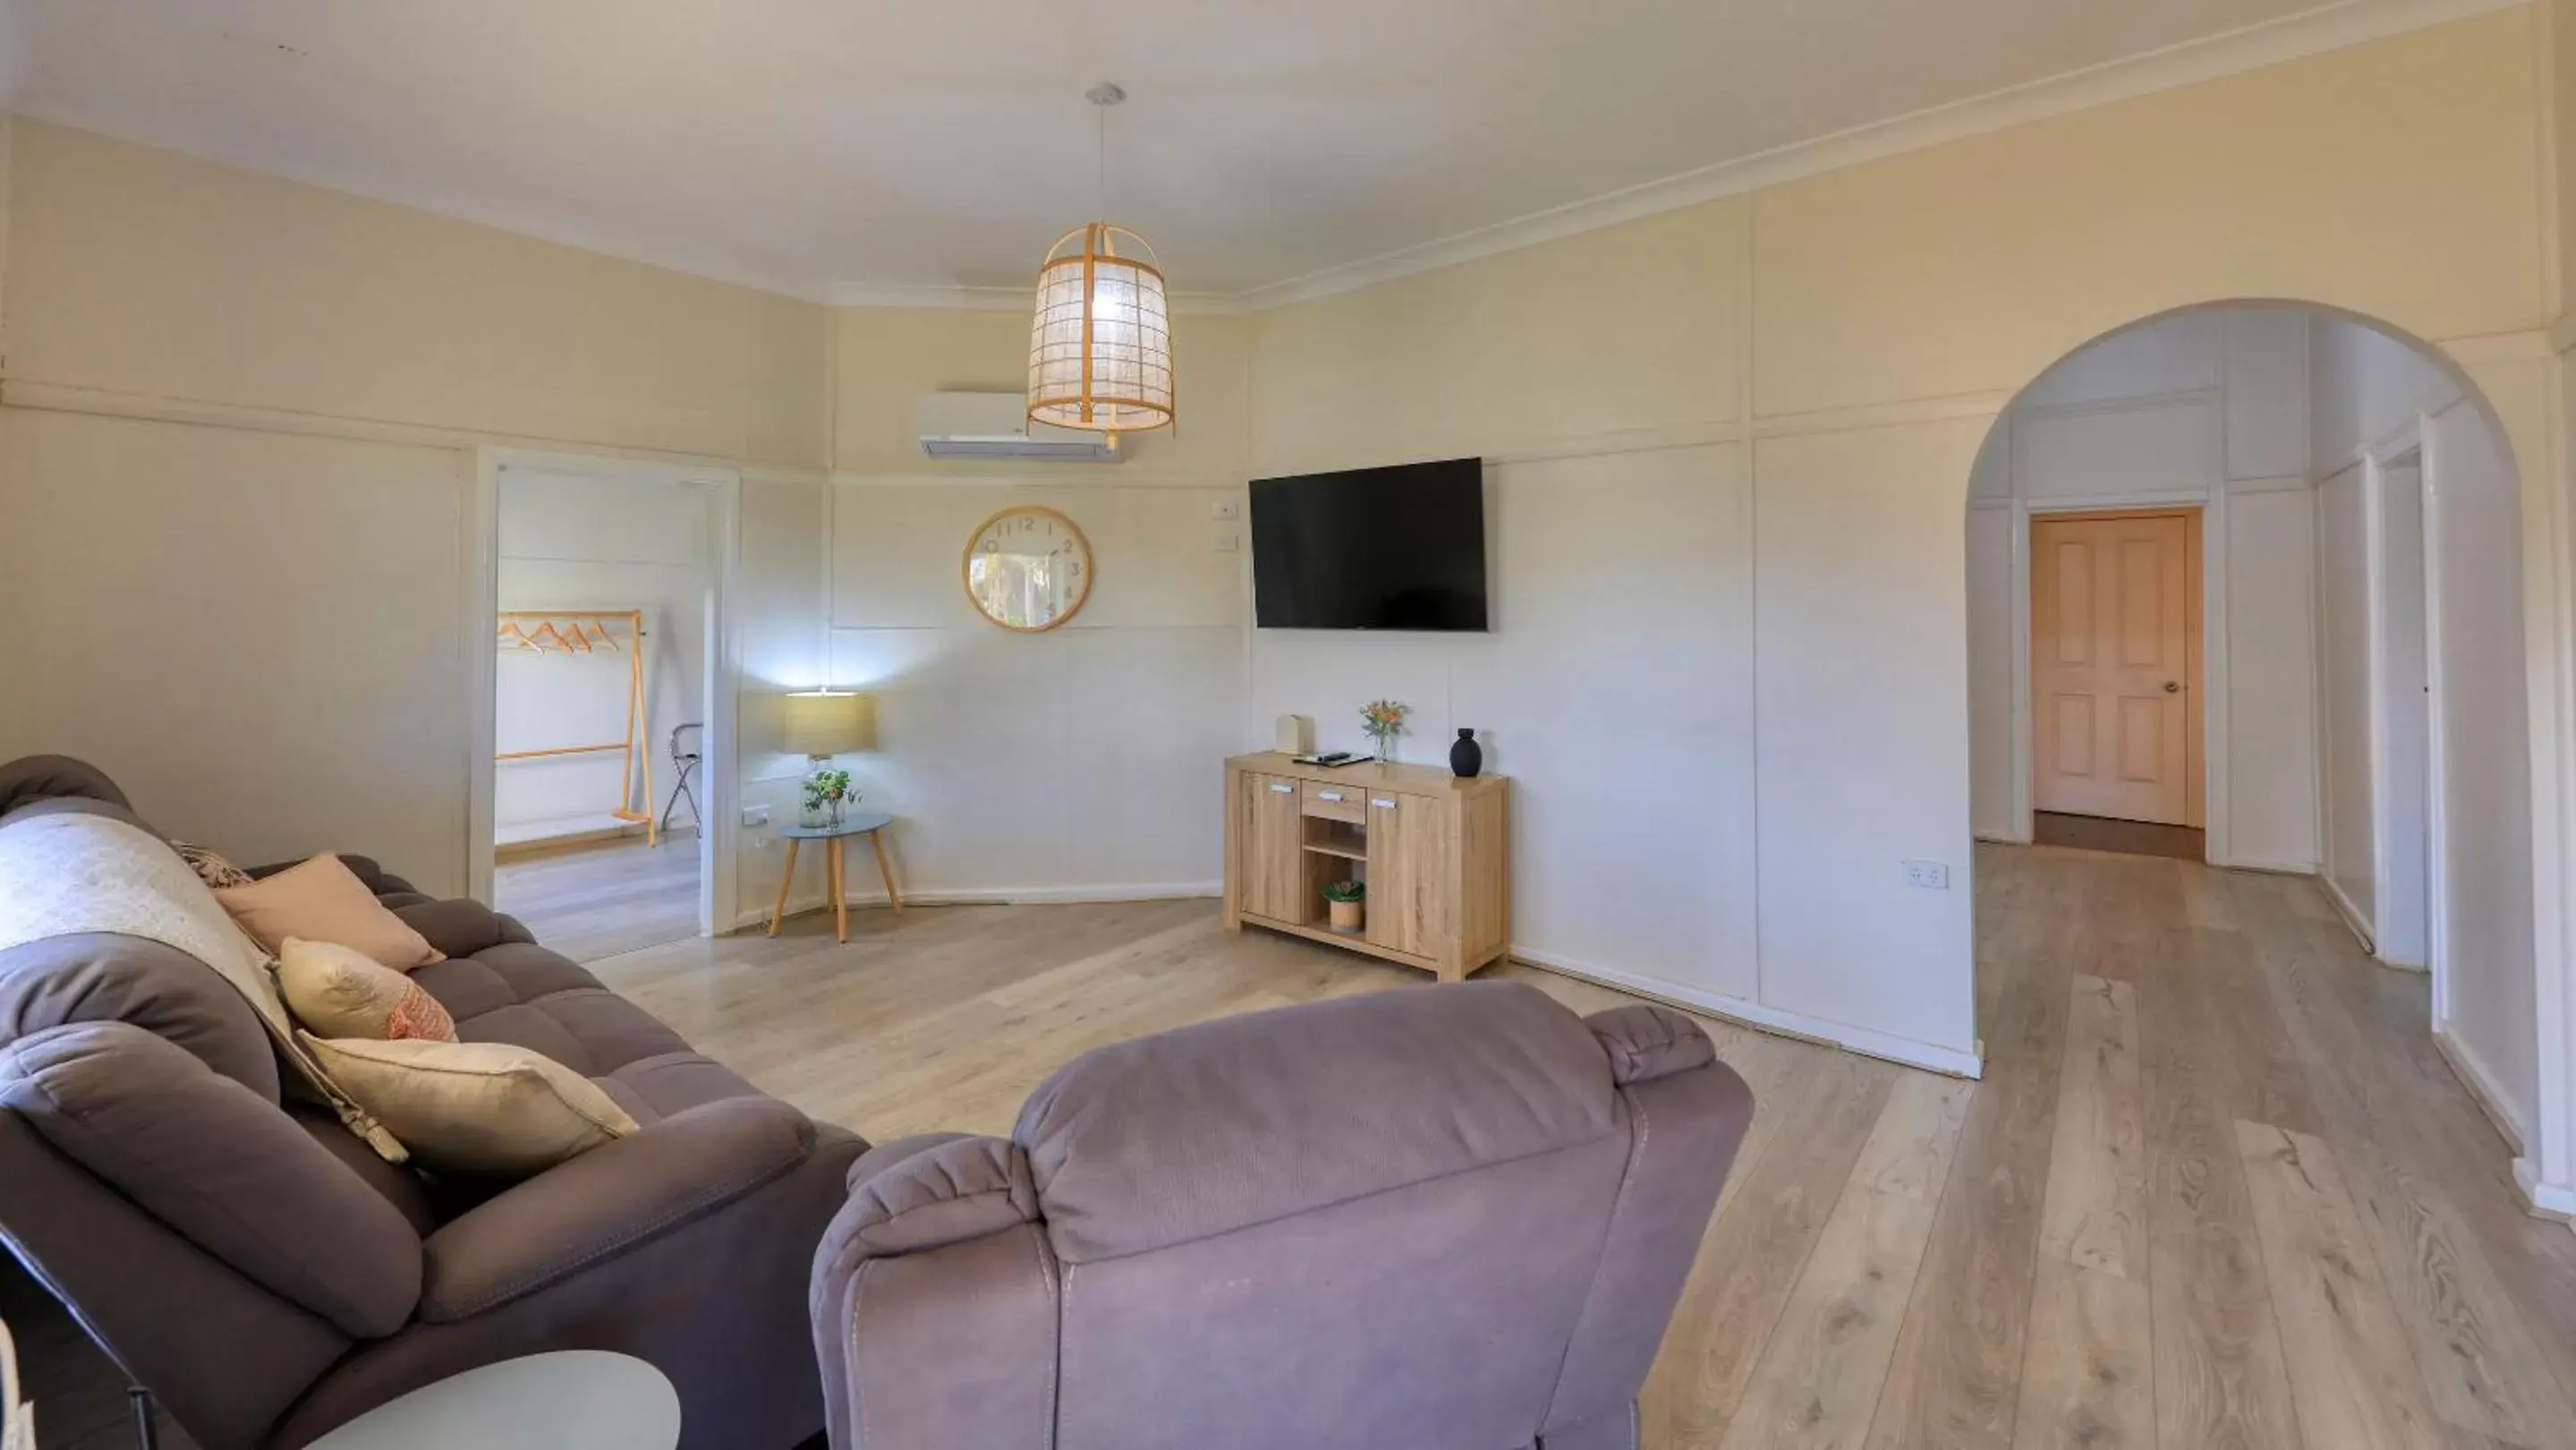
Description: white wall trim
828,282,1246,317
2318,870,2377,952
2435,1022,2529,1154
1517,947,1985,1079
468,449,744,942
2512,1157,2576,1222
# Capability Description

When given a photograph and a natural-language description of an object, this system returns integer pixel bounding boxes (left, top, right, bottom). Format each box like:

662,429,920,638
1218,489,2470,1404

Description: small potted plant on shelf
1322,878,1365,934
802,767,856,828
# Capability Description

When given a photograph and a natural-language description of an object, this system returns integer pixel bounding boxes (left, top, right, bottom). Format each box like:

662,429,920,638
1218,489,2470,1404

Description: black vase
1449,728,1483,779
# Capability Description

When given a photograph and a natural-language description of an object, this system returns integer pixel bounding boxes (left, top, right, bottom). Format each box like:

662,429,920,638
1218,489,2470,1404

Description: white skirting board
2432,1023,2528,1156
2318,874,2376,953
1511,947,1986,1079
729,881,1221,934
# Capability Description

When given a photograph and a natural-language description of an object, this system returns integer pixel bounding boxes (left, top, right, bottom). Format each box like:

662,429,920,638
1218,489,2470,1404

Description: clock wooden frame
961,504,1094,633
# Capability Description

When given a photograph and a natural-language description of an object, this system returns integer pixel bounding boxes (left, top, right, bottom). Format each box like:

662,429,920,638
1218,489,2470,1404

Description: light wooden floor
588,841,2576,1450
491,830,699,962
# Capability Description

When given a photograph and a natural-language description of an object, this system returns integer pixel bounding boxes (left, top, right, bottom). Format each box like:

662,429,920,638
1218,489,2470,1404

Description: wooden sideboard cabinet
1221,752,1510,981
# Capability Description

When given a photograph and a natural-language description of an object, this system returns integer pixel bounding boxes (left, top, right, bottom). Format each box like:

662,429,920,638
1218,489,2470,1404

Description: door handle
1373,798,1399,809
2163,681,2181,694
1267,782,1294,794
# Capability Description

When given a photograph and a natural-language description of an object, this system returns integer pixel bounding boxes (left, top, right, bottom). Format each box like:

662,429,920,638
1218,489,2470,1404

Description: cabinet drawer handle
1267,782,1294,794
1373,798,1399,809
1318,790,1344,802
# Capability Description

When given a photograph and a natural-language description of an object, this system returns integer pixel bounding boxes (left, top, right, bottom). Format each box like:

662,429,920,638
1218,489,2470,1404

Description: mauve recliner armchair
810,980,1755,1450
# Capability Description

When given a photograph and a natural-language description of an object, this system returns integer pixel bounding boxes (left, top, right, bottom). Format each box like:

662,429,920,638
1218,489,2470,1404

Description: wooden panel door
2031,511,2201,826
1365,790,1453,961
1238,772,1305,922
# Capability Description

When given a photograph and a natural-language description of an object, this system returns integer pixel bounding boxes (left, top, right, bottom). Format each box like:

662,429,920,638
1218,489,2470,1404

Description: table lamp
784,689,875,826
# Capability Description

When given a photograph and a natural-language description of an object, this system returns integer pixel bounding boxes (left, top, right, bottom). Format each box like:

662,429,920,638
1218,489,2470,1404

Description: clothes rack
495,609,658,847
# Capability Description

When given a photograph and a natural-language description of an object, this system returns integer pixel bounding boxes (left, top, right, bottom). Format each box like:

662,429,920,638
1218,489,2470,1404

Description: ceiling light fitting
1028,81,1174,439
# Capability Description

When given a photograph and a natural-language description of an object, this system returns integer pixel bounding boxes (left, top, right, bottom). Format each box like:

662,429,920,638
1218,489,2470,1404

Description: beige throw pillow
217,854,444,968
303,1036,638,1176
277,938,456,1043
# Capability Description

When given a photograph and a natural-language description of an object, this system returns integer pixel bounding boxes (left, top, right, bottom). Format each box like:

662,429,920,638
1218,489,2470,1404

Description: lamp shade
784,689,875,757
1028,222,1174,436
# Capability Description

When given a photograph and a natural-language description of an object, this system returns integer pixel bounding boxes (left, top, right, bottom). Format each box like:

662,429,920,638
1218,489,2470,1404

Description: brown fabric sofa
812,980,1754,1450
0,756,867,1450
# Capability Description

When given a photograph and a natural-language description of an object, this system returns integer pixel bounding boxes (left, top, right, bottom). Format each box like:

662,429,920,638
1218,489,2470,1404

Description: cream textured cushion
303,1036,638,1176
217,854,444,968
277,937,456,1042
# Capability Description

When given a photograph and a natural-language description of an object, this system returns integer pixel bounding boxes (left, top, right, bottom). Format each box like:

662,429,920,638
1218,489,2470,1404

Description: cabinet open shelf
1301,840,1367,861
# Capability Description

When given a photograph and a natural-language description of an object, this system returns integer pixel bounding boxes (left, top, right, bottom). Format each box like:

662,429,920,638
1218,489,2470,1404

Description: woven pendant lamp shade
1028,222,1174,436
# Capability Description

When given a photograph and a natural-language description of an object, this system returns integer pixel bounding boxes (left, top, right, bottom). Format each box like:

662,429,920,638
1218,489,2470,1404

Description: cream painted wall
0,117,834,901
1750,10,2543,418
0,410,472,890
1246,9,2560,1077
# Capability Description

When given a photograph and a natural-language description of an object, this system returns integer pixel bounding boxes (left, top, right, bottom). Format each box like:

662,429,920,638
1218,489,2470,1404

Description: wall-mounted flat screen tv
1249,458,1489,631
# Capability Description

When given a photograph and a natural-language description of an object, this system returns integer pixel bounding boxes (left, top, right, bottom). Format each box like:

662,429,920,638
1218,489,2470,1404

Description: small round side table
302,1351,678,1450
770,813,902,942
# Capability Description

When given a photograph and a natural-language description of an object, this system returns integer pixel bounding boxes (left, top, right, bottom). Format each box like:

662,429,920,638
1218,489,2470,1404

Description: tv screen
1250,459,1489,631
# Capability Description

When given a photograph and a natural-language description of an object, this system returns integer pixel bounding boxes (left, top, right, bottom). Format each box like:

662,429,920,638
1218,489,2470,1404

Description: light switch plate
1211,499,1241,521
742,804,770,827
1215,533,1240,552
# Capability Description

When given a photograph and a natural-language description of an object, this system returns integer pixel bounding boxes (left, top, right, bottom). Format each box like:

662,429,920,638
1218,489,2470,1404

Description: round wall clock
963,504,1093,632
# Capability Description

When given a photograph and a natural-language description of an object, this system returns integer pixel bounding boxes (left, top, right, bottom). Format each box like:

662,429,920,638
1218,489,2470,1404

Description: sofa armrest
1585,1004,1715,1086
830,1135,1038,1259
421,1095,816,1322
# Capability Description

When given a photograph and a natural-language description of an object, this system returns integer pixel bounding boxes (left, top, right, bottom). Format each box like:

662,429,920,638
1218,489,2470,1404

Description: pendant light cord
1096,98,1109,222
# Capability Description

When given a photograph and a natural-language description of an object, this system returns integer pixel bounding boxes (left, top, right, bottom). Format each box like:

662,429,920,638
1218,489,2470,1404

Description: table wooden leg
768,839,800,936
869,828,903,915
830,839,849,942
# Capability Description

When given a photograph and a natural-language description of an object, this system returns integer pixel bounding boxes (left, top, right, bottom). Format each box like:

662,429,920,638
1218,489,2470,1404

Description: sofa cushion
1015,981,1622,1264
218,854,444,968
0,1020,422,1337
306,1035,640,1177
278,937,458,1042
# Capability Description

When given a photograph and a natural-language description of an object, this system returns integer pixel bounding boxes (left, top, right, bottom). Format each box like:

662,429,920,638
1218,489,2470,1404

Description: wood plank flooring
491,830,699,961
14,841,2576,1450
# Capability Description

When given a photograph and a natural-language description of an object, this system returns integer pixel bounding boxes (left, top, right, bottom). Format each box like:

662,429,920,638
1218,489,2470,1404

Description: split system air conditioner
914,391,1121,462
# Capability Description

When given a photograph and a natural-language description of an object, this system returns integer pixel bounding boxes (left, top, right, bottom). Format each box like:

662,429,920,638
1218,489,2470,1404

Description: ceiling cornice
824,280,1245,315
829,0,2521,315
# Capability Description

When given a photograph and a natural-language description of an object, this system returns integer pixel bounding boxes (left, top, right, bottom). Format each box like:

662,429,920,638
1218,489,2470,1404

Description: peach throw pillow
217,855,443,968
303,1036,638,1176
276,938,456,1042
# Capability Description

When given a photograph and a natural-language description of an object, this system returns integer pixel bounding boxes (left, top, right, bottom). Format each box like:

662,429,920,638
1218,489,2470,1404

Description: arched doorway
1965,299,2537,1157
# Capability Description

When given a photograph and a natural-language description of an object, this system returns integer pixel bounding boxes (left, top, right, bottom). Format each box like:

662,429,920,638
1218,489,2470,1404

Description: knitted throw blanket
0,811,406,1162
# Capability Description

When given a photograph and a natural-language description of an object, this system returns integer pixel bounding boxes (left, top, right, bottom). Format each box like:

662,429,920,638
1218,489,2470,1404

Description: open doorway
472,458,736,962
1965,300,2539,1168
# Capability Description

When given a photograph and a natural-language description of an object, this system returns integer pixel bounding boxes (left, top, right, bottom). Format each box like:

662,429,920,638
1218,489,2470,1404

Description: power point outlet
1211,499,1241,521
741,804,770,827
1903,859,1951,890
1215,533,1240,553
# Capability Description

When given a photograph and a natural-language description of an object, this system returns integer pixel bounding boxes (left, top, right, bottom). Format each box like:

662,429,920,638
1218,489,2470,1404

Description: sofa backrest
815,981,1755,1450
0,756,423,1450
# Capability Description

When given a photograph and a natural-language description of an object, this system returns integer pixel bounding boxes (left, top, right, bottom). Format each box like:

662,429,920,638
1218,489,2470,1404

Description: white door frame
2006,490,2228,859
466,448,742,938
2360,431,2436,975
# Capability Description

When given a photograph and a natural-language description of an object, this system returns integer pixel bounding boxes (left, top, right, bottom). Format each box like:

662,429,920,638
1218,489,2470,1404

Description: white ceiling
0,0,2481,302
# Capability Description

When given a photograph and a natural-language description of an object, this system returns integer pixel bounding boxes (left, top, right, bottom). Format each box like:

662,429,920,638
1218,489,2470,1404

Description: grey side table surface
770,812,902,942
302,1351,678,1450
